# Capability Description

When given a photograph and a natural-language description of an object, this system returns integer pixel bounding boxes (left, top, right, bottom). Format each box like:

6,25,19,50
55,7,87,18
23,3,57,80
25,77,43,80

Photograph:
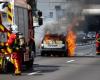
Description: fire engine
0,0,38,72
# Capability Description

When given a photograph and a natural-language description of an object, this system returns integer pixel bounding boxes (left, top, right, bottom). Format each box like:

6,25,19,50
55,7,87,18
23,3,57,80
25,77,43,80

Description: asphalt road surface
0,44,100,80
75,43,96,56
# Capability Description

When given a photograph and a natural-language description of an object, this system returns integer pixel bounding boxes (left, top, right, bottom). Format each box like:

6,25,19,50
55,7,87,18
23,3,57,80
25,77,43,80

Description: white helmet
11,24,18,33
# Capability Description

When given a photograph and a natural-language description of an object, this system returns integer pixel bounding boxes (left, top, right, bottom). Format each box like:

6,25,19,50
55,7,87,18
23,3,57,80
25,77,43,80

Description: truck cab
0,1,35,72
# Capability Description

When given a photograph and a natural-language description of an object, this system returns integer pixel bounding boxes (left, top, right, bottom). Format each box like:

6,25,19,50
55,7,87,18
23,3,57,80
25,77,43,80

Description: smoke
43,1,85,35
35,0,89,48
44,18,68,35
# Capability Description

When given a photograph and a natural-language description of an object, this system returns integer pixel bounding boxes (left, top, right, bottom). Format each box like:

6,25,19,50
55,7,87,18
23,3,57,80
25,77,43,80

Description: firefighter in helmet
96,31,100,55
7,24,21,75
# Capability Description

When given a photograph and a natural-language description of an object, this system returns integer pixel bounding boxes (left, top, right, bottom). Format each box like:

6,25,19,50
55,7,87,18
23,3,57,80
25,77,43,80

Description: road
75,43,96,56
1,57,100,80
0,44,100,80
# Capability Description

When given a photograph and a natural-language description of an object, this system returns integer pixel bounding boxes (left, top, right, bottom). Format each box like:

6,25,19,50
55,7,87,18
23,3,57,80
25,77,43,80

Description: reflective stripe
96,40,100,43
0,43,4,46
7,32,10,37
0,24,4,31
7,47,12,54
0,3,13,55
7,3,13,25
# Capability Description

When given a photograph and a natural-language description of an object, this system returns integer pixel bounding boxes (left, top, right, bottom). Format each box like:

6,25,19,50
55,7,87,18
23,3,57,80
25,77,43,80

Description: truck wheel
2,58,9,73
2,59,14,73
5,61,15,73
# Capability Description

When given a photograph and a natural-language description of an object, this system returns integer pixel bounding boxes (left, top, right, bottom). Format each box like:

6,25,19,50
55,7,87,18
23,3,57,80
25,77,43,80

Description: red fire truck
0,0,42,72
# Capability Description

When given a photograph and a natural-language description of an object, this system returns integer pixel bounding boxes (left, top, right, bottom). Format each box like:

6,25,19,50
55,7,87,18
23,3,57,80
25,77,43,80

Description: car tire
41,51,45,56
46,53,51,56
5,61,15,73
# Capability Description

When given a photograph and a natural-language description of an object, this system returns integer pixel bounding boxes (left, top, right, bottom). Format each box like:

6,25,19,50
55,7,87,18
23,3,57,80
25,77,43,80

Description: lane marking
27,71,40,76
66,60,75,63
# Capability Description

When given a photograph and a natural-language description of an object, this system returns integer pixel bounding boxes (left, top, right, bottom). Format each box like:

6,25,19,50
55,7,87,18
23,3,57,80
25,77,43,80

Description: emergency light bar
82,9,100,15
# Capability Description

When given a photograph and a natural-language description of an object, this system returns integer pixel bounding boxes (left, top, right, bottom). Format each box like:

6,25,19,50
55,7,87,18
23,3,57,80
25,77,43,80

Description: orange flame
44,32,51,44
66,18,77,57
43,32,64,44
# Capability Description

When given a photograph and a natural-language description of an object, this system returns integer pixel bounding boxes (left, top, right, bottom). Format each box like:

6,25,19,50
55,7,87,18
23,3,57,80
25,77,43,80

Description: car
40,33,67,57
87,32,96,39
76,31,87,44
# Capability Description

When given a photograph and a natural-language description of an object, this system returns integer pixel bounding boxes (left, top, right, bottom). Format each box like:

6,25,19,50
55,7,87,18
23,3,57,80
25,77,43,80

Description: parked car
87,31,96,39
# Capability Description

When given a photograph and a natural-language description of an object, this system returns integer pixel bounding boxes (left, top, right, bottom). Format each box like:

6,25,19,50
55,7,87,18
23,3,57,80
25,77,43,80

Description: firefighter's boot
14,59,21,75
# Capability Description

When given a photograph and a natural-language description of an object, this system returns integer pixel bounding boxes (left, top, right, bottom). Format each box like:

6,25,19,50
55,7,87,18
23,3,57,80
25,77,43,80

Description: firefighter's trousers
11,52,21,74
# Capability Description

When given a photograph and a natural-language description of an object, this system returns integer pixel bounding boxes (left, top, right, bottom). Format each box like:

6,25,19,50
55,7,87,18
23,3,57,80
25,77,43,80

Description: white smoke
35,0,85,49
44,1,84,35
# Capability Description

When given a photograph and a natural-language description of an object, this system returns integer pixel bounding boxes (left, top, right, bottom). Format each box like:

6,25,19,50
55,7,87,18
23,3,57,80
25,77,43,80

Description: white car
40,34,67,57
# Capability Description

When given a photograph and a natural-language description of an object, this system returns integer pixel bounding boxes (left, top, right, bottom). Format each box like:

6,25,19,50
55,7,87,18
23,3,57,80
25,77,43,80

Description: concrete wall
37,0,67,23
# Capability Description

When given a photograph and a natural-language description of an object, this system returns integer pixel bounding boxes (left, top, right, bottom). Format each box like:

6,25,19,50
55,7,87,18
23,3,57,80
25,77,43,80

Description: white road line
66,60,75,63
27,71,40,76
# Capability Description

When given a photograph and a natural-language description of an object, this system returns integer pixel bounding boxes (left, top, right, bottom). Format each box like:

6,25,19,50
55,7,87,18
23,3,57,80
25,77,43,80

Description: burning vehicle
40,33,67,57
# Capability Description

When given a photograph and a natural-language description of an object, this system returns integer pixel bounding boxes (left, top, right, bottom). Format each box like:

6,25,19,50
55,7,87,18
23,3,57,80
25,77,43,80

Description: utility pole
27,0,37,16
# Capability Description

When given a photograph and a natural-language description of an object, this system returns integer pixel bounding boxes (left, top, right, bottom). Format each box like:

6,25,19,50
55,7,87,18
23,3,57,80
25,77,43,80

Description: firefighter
96,32,100,55
7,25,21,75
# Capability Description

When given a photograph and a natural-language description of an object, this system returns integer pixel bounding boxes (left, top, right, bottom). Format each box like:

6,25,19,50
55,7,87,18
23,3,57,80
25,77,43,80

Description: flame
43,32,64,44
43,17,78,57
66,22,77,57
44,32,51,44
